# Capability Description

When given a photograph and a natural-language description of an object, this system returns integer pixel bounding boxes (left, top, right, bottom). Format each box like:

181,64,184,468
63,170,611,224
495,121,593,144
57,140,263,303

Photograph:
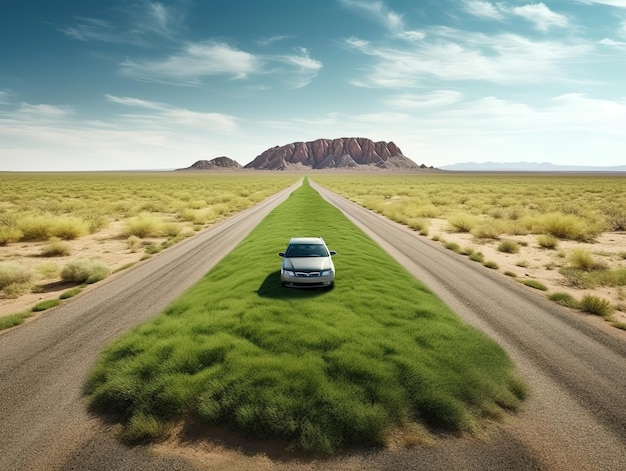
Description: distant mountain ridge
442,161,626,172
244,137,430,170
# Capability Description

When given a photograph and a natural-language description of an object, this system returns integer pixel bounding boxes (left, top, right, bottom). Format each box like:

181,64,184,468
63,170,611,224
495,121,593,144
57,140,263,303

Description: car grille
295,271,321,277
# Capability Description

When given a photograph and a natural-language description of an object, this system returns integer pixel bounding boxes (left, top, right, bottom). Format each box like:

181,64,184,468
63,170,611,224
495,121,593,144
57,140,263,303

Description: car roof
288,237,325,245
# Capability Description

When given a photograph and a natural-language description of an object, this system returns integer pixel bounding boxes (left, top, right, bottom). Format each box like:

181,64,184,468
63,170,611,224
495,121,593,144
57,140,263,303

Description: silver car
279,237,336,288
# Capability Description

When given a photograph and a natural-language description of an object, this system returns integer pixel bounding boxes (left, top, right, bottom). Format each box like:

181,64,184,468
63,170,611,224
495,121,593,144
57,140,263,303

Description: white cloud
385,91,464,109
121,41,260,83
464,1,505,20
270,47,323,88
16,103,74,119
511,3,569,31
345,30,590,87
339,0,424,40
62,1,184,45
599,37,626,48
257,35,295,47
577,0,626,7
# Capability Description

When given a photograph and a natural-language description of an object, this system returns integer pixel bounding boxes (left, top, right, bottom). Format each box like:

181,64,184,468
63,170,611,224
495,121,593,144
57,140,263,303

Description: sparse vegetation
468,251,485,263
580,295,613,317
60,287,82,299
32,299,61,311
522,280,548,291
0,311,32,330
498,240,520,254
548,292,580,308
537,234,558,249
483,261,499,269
568,249,606,272
61,259,110,284
0,262,34,295
40,237,72,257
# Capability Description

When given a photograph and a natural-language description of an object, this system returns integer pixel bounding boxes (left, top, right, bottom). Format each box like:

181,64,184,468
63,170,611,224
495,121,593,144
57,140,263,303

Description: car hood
284,257,333,271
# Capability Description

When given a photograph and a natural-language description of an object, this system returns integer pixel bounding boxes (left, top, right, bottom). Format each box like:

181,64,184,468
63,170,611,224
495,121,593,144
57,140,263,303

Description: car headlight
282,270,295,277
321,269,333,276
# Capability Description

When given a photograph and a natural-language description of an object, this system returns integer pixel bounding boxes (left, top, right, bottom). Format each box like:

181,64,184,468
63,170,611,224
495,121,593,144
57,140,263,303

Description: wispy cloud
511,3,569,31
121,41,260,83
121,41,323,88
463,1,504,20
105,94,238,132
577,0,626,7
16,103,74,119
270,47,323,88
0,90,10,105
345,30,590,87
257,35,295,47
339,0,424,40
385,90,464,109
61,1,185,45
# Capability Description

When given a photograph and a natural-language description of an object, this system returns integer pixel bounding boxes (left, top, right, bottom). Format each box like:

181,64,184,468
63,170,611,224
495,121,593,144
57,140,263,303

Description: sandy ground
1,216,625,328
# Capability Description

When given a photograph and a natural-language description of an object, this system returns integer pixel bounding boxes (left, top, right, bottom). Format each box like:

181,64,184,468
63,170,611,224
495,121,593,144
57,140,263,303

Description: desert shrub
0,226,23,245
448,214,478,233
602,205,626,231
40,237,72,257
49,217,89,240
461,246,475,256
0,262,34,290
580,295,613,317
413,204,440,218
127,235,141,252
36,262,60,279
0,311,32,330
61,259,110,284
83,213,108,233
407,218,428,234
522,280,547,291
535,213,602,241
537,234,558,249
162,223,182,238
444,241,461,253
559,267,595,289
122,213,164,238
32,299,61,312
471,222,504,239
548,292,580,308
483,261,499,269
504,271,517,277
16,214,53,241
568,249,606,272
469,251,484,263
498,240,520,254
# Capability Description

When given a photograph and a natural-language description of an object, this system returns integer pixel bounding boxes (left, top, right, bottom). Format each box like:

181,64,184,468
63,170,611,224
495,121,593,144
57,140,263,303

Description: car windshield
286,243,329,257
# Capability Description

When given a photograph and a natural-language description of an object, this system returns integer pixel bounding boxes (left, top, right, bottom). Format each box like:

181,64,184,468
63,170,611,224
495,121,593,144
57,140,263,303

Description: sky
1,0,625,171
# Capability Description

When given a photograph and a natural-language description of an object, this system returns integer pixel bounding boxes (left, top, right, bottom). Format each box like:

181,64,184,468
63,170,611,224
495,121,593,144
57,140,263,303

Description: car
278,237,336,288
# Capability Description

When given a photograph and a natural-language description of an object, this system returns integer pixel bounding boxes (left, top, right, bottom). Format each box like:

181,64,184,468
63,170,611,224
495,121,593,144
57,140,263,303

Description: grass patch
32,299,61,312
0,311,32,330
537,234,558,249
444,241,461,253
85,181,526,454
568,249,606,272
0,262,34,294
468,251,485,263
40,237,72,257
522,280,547,291
483,261,499,270
60,287,82,299
547,292,580,308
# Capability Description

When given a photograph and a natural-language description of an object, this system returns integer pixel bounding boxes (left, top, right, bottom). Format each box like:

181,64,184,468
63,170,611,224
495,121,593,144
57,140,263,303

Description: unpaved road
1,181,625,471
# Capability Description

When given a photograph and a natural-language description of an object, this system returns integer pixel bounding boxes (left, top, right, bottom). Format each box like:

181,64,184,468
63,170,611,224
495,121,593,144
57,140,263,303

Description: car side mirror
278,252,285,257
329,251,336,256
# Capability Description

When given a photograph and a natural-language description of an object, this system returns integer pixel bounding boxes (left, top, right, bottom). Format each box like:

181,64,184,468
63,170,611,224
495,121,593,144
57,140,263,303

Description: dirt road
1,181,625,470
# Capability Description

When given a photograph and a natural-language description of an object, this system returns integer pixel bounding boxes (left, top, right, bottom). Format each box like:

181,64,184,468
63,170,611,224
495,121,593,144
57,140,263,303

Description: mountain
177,157,242,171
244,137,429,170
441,161,626,172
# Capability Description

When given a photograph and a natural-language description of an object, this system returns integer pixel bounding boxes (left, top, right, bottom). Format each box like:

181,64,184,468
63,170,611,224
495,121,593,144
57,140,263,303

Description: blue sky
1,0,625,171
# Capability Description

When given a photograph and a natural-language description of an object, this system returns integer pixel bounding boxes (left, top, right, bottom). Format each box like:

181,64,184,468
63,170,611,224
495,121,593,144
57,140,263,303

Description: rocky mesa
177,156,242,171
244,137,425,170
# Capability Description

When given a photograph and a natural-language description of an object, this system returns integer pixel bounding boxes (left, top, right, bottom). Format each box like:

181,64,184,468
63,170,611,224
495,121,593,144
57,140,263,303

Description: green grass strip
85,180,526,454
0,311,32,331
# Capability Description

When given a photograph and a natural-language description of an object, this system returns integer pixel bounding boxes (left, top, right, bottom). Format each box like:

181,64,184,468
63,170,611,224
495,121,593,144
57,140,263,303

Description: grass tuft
568,249,606,272
0,262,34,292
0,311,32,330
580,295,613,317
537,234,558,249
522,280,547,291
40,237,72,257
548,292,580,308
497,240,520,254
32,299,61,311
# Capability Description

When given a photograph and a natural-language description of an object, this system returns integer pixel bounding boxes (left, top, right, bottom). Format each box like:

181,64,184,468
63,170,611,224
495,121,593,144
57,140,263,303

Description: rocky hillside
244,137,424,170
177,156,242,171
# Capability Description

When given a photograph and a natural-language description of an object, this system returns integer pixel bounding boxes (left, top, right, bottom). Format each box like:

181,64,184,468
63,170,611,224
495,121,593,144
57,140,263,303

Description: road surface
1,180,624,470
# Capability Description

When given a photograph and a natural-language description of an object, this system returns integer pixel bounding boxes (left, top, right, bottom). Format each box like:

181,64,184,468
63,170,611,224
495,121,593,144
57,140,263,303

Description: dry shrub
122,213,164,238
0,226,23,245
568,249,606,272
448,214,478,233
498,240,520,254
0,262,34,294
537,234,558,249
40,237,72,256
61,259,110,284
